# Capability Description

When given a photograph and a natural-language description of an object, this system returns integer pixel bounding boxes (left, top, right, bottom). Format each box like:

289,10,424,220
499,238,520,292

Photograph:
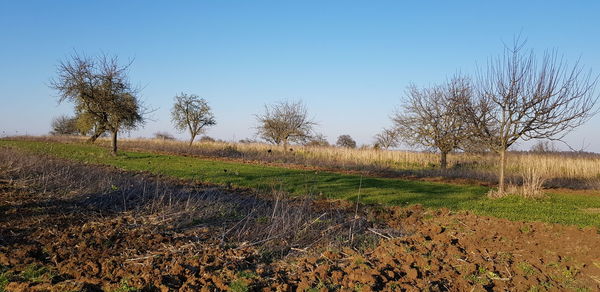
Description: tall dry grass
7,135,600,189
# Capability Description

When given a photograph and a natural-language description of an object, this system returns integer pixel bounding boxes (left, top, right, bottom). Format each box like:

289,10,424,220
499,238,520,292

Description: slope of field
2,140,600,227
1,147,600,291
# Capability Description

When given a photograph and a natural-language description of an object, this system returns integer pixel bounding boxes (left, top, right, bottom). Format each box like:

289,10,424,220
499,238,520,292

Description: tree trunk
440,151,448,169
282,139,288,151
498,148,507,194
88,130,103,143
111,131,118,156
189,127,196,146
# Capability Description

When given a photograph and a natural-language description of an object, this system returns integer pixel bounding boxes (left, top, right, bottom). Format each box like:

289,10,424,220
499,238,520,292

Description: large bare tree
467,40,598,194
51,53,145,155
256,100,316,149
393,75,473,169
171,93,216,146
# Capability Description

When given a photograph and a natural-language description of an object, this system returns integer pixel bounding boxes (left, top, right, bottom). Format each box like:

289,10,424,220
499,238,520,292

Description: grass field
2,139,600,227
15,136,600,189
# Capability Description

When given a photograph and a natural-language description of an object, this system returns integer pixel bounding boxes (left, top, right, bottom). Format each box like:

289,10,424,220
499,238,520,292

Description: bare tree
50,53,145,155
336,134,357,148
256,100,316,149
171,93,216,146
530,140,558,153
50,115,79,135
467,39,598,194
393,75,473,169
305,133,330,147
374,128,399,149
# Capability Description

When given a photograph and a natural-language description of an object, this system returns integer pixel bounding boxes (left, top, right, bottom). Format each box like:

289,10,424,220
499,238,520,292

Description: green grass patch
229,279,250,292
0,266,12,292
112,278,139,292
2,140,600,227
19,264,53,283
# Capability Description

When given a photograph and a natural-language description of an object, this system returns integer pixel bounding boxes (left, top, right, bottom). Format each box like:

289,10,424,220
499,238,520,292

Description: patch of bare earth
0,147,599,291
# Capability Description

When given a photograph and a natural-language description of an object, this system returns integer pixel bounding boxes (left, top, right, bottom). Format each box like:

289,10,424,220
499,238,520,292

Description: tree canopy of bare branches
336,134,357,148
255,100,316,148
50,53,145,155
530,140,558,153
467,39,599,194
374,128,399,150
50,115,79,136
171,93,216,146
305,133,330,147
393,75,473,168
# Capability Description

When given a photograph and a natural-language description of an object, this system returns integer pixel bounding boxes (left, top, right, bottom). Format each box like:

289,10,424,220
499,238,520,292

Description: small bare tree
467,39,598,195
50,53,145,155
171,93,216,146
530,140,558,153
305,133,330,147
50,115,79,135
393,75,473,169
256,100,316,148
374,128,399,149
336,134,357,148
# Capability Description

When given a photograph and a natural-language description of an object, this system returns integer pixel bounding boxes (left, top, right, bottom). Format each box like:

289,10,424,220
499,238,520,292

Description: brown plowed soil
1,148,600,291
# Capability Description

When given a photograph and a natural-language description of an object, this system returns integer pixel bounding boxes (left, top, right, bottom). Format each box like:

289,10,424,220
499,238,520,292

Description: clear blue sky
1,1,599,151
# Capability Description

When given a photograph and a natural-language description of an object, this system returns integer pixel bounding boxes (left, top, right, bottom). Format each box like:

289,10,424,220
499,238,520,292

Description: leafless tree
530,140,558,153
171,93,216,146
50,115,79,135
336,134,357,148
467,39,598,194
374,128,399,149
255,100,316,148
50,53,146,155
393,75,473,169
305,133,330,147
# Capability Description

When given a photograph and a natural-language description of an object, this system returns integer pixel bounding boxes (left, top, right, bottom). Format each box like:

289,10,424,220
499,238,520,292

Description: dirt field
1,148,599,291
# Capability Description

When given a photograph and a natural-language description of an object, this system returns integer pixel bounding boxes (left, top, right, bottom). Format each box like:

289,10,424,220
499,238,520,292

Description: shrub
199,136,216,143
239,138,257,144
154,132,175,140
